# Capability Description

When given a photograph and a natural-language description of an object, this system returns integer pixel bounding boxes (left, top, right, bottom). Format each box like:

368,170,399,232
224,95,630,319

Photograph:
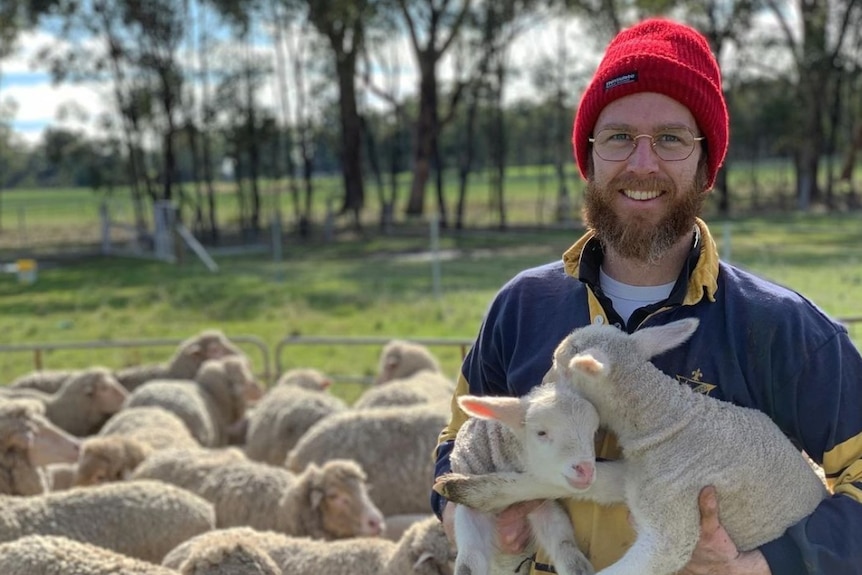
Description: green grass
1,211,860,405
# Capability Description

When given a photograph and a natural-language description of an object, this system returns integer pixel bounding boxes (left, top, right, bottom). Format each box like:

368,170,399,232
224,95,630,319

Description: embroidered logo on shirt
677,368,717,395
604,71,638,91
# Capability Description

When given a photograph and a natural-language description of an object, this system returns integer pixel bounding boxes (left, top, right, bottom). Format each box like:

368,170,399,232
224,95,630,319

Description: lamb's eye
536,430,547,437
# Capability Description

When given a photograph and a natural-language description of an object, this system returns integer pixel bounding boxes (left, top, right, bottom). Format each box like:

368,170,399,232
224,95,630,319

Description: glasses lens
592,128,698,161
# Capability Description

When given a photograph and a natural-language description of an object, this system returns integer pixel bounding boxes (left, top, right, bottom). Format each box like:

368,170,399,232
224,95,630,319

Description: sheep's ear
570,351,607,377
413,552,435,570
631,318,699,359
310,488,324,509
458,395,526,431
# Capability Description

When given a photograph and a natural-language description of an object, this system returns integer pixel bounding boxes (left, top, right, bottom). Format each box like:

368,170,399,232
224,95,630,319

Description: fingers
496,500,543,554
698,485,720,532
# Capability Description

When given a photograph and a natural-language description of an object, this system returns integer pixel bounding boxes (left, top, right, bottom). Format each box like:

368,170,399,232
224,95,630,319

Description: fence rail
2,318,861,387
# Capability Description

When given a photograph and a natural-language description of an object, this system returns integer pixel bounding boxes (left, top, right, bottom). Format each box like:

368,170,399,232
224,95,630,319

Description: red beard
582,168,708,263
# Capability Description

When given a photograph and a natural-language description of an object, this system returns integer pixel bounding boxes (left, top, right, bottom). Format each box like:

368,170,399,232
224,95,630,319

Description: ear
570,351,608,377
413,552,435,570
458,395,526,431
630,318,699,359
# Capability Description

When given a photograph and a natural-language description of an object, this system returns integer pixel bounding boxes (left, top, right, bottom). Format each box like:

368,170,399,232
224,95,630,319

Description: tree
766,0,862,210
305,0,375,228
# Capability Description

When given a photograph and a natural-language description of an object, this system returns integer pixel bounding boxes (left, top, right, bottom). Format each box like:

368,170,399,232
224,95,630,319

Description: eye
536,430,548,438
605,131,633,143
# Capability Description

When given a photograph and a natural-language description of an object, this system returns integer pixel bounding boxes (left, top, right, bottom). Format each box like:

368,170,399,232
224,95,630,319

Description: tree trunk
406,59,438,216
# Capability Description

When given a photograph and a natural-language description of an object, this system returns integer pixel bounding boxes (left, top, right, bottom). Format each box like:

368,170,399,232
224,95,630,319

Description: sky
0,16,596,149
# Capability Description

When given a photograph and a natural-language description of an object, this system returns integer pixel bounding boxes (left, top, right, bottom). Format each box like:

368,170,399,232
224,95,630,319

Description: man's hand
679,486,771,575
441,499,543,554
496,499,543,554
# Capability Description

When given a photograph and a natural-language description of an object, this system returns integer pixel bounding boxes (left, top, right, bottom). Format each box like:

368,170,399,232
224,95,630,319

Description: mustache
606,174,676,193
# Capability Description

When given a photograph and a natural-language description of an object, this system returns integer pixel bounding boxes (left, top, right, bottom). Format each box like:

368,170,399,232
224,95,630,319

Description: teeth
624,190,662,200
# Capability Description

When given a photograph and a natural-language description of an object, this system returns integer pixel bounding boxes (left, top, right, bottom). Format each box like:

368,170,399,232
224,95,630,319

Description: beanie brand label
604,71,638,91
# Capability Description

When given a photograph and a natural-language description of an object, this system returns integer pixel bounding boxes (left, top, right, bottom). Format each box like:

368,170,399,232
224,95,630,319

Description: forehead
594,92,698,133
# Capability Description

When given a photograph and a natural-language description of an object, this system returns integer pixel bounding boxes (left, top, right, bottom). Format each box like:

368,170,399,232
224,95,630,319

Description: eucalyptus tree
389,0,472,220
765,0,862,210
302,0,378,229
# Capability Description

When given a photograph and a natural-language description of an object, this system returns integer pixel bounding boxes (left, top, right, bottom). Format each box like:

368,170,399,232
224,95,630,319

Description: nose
626,135,660,175
366,514,384,537
574,462,595,484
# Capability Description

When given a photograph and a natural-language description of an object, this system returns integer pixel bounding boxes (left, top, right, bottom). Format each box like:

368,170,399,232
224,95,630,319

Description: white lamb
435,319,828,575
449,380,600,575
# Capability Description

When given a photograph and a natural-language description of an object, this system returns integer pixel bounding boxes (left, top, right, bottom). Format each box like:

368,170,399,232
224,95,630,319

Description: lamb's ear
458,395,526,431
570,350,608,377
631,318,699,359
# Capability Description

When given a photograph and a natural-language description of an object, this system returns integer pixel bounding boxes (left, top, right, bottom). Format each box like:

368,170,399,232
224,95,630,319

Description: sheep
7,369,77,394
0,367,129,436
381,513,436,541
374,339,442,384
244,383,347,465
123,355,263,447
162,516,456,575
435,319,829,575
0,398,81,495
114,328,246,391
175,538,283,575
0,479,216,563
0,534,179,575
273,367,333,391
286,402,449,516
45,462,77,491
448,380,600,575
132,448,385,539
98,405,200,451
74,435,154,486
353,369,456,409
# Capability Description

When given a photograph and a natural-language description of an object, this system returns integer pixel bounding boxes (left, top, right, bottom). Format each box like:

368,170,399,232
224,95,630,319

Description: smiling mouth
622,190,663,200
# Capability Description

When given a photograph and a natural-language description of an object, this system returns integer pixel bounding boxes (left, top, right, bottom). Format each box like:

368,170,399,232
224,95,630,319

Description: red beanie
572,18,728,189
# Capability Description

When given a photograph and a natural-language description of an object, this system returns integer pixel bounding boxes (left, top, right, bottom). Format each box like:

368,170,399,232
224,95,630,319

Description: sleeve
429,296,511,519
758,328,862,575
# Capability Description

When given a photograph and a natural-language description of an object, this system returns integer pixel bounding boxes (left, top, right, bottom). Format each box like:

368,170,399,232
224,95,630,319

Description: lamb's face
522,385,600,491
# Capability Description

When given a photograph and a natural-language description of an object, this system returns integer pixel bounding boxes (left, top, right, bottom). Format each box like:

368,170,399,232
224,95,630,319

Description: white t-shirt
599,268,676,325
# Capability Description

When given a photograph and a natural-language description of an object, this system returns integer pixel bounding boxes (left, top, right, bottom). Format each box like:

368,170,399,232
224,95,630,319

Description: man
431,17,862,575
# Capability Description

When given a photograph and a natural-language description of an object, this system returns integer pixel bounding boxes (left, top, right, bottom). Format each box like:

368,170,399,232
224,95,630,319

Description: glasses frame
588,128,705,162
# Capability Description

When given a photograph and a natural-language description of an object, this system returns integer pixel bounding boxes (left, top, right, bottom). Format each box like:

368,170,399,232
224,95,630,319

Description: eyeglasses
588,127,705,162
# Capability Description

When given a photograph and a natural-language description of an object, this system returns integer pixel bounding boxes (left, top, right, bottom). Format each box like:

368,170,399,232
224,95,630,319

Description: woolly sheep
133,448,384,539
381,513,436,541
162,516,456,575
114,328,245,391
0,479,216,563
175,539,283,575
7,369,77,394
99,405,200,451
74,435,153,486
45,462,77,491
273,367,333,391
123,355,263,446
0,367,128,436
354,369,456,409
448,380,599,575
244,383,347,465
436,319,829,575
0,534,178,575
286,402,449,516
0,398,81,495
374,339,442,384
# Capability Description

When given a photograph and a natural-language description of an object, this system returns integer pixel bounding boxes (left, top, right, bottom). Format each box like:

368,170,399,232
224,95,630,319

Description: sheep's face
522,384,600,491
27,414,80,467
314,464,385,539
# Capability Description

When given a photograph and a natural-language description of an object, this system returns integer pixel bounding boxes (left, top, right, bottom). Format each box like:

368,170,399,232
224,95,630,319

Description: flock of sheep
0,328,458,575
1,321,831,575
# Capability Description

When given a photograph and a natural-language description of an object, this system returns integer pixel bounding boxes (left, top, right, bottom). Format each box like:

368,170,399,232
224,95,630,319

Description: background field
1,209,860,404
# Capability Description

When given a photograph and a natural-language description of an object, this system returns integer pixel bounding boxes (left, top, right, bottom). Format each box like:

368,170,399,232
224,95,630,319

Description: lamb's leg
435,461,627,513
528,501,594,575
453,503,495,575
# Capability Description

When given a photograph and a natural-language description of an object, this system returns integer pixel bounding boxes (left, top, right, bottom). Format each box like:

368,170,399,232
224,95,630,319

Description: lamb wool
572,18,729,188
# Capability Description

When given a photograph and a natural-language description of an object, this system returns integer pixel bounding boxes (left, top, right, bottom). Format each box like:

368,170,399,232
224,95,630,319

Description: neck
601,232,692,286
